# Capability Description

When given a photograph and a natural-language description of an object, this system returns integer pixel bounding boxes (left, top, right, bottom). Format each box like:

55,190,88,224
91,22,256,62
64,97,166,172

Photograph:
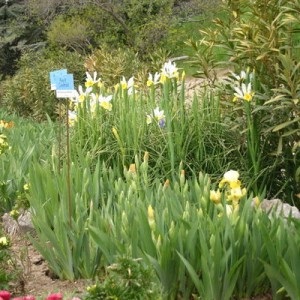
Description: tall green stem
244,101,260,193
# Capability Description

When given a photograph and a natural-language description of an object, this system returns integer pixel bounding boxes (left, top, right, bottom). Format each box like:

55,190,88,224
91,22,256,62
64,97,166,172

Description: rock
260,199,300,219
2,212,18,235
1,210,35,236
18,210,35,235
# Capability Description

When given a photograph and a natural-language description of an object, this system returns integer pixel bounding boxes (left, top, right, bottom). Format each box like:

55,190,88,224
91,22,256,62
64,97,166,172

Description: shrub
0,111,56,213
186,0,300,203
0,50,85,121
47,15,93,53
85,257,162,300
84,47,146,87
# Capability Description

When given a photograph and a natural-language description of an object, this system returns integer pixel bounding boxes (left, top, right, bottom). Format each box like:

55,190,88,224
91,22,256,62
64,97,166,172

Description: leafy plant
0,112,55,212
85,257,161,300
84,46,145,87
68,62,235,182
0,233,20,290
0,49,85,121
186,0,300,202
263,217,300,299
47,14,93,53
28,160,104,280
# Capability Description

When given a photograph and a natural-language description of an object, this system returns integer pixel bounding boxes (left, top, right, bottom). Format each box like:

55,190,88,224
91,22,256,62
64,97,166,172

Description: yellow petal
210,189,222,204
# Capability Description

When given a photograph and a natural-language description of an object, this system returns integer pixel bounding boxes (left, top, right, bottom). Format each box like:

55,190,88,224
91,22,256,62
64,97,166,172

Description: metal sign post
49,70,77,226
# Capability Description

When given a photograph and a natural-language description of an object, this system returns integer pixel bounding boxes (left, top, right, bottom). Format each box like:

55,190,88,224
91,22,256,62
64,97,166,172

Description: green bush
84,47,145,87
0,110,56,213
0,50,85,121
47,15,93,53
28,150,297,298
186,0,300,203
85,257,162,300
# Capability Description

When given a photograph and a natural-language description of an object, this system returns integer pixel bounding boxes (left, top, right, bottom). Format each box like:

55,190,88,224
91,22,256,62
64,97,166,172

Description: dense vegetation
0,0,299,299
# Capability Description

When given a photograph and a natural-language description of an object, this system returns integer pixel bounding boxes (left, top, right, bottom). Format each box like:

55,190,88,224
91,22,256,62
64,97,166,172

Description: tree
25,0,177,52
0,0,45,78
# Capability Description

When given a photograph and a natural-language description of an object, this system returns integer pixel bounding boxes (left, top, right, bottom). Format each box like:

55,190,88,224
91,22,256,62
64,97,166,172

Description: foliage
0,0,45,78
263,219,300,299
0,234,10,289
47,15,92,53
85,257,161,300
0,0,24,76
0,233,19,290
24,0,215,60
28,159,104,280
25,0,172,54
84,47,145,87
0,110,56,213
0,70,299,298
0,50,85,121
27,145,298,298
186,0,300,203
67,64,236,180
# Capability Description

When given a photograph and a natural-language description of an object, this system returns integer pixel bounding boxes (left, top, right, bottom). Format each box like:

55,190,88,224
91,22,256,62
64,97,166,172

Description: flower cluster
0,120,14,129
68,61,183,127
68,72,112,126
147,60,181,86
0,291,80,300
146,61,182,128
10,183,31,220
230,68,255,102
210,170,247,215
85,72,102,88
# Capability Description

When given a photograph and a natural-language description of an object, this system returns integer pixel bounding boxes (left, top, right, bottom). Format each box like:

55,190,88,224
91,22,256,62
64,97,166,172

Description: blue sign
56,74,74,91
50,69,77,98
49,69,67,90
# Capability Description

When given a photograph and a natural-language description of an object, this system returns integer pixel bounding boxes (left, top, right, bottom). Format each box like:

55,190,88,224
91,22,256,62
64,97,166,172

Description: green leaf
177,252,204,296
272,117,300,132
264,260,300,300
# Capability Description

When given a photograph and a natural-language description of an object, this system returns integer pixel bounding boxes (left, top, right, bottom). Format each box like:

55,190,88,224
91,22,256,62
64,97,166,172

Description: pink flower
46,293,63,300
0,291,11,300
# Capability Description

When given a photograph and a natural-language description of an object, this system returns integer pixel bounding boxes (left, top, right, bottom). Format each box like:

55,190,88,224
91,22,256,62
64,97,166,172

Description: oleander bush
186,0,300,203
0,50,85,121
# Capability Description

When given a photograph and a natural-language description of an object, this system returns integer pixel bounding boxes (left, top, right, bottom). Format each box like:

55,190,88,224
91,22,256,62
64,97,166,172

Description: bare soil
9,235,89,299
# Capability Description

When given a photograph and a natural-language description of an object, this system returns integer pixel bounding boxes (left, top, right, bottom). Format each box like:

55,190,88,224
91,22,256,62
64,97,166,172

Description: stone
260,199,300,219
18,210,35,235
1,210,35,236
